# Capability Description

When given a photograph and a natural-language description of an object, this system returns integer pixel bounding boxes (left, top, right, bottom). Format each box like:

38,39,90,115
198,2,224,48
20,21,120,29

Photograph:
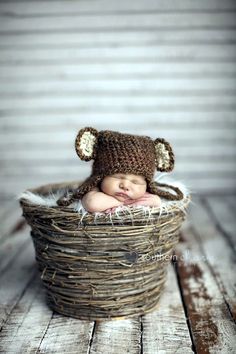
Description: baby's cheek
101,178,114,194
134,185,146,198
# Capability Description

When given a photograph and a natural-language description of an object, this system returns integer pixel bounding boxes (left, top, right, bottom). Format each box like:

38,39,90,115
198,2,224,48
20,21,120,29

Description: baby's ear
154,138,175,172
75,127,98,161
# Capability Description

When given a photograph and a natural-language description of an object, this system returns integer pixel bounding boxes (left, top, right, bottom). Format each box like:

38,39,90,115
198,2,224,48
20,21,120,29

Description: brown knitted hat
57,127,183,206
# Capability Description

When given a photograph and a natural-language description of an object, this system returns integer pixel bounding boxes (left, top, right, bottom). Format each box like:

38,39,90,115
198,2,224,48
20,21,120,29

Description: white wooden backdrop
0,0,236,200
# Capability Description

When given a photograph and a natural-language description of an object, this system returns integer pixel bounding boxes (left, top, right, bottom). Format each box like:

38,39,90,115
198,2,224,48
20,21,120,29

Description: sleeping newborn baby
57,127,183,211
82,173,161,213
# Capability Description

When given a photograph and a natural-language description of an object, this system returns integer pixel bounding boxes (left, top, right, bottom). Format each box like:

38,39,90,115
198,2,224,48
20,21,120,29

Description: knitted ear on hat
154,138,175,172
75,127,98,161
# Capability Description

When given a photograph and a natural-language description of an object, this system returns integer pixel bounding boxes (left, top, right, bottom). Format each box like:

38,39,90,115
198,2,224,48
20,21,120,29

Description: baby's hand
123,193,161,208
104,206,119,214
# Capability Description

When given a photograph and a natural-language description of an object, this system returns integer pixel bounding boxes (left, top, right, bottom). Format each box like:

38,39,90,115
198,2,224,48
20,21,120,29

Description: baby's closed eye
111,174,145,185
131,179,141,185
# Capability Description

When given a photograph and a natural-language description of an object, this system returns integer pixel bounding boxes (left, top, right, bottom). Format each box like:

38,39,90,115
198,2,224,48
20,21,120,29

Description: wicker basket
20,182,190,321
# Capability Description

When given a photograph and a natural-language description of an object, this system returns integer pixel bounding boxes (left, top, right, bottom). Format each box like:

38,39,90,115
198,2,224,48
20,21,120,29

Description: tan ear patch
154,138,175,172
75,127,98,161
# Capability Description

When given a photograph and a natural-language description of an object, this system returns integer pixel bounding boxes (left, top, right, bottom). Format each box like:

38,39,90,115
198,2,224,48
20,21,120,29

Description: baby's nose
120,180,129,191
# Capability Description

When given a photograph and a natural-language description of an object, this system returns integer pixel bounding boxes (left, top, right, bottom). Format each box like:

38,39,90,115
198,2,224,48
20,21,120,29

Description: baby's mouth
115,192,129,199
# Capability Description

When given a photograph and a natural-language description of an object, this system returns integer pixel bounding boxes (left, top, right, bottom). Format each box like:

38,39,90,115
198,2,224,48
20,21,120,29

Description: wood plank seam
0,269,37,332
172,258,196,353
87,321,97,354
201,196,236,252
187,223,236,325
140,316,144,354
0,238,29,277
2,9,236,17
191,201,236,325
0,220,25,246
174,223,236,352
35,311,54,353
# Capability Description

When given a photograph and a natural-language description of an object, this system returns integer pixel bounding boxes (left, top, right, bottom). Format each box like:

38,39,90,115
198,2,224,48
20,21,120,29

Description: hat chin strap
57,175,103,206
148,181,184,201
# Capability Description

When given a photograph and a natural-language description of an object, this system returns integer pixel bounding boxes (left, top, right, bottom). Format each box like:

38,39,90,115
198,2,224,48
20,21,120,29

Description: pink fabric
104,192,159,214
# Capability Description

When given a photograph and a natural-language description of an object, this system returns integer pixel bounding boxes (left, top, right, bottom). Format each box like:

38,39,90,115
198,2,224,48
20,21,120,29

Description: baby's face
101,173,147,201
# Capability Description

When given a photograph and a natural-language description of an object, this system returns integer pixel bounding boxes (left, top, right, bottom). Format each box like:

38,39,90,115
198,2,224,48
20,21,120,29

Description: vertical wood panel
0,0,235,199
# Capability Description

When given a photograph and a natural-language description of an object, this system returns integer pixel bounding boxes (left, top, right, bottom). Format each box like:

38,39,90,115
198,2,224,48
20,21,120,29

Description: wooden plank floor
0,196,235,354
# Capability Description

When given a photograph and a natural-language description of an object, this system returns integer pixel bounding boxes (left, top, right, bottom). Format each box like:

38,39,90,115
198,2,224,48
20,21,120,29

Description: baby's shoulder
85,187,100,194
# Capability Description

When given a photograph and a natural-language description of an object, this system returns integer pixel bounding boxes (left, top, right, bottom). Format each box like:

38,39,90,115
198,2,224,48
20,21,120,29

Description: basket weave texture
20,182,190,321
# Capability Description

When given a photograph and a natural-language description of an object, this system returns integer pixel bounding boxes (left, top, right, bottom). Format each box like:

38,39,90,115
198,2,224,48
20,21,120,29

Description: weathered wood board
0,0,236,199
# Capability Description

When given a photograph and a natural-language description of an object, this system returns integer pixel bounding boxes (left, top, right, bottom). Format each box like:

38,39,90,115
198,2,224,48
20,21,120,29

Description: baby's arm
124,192,161,208
82,189,123,213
